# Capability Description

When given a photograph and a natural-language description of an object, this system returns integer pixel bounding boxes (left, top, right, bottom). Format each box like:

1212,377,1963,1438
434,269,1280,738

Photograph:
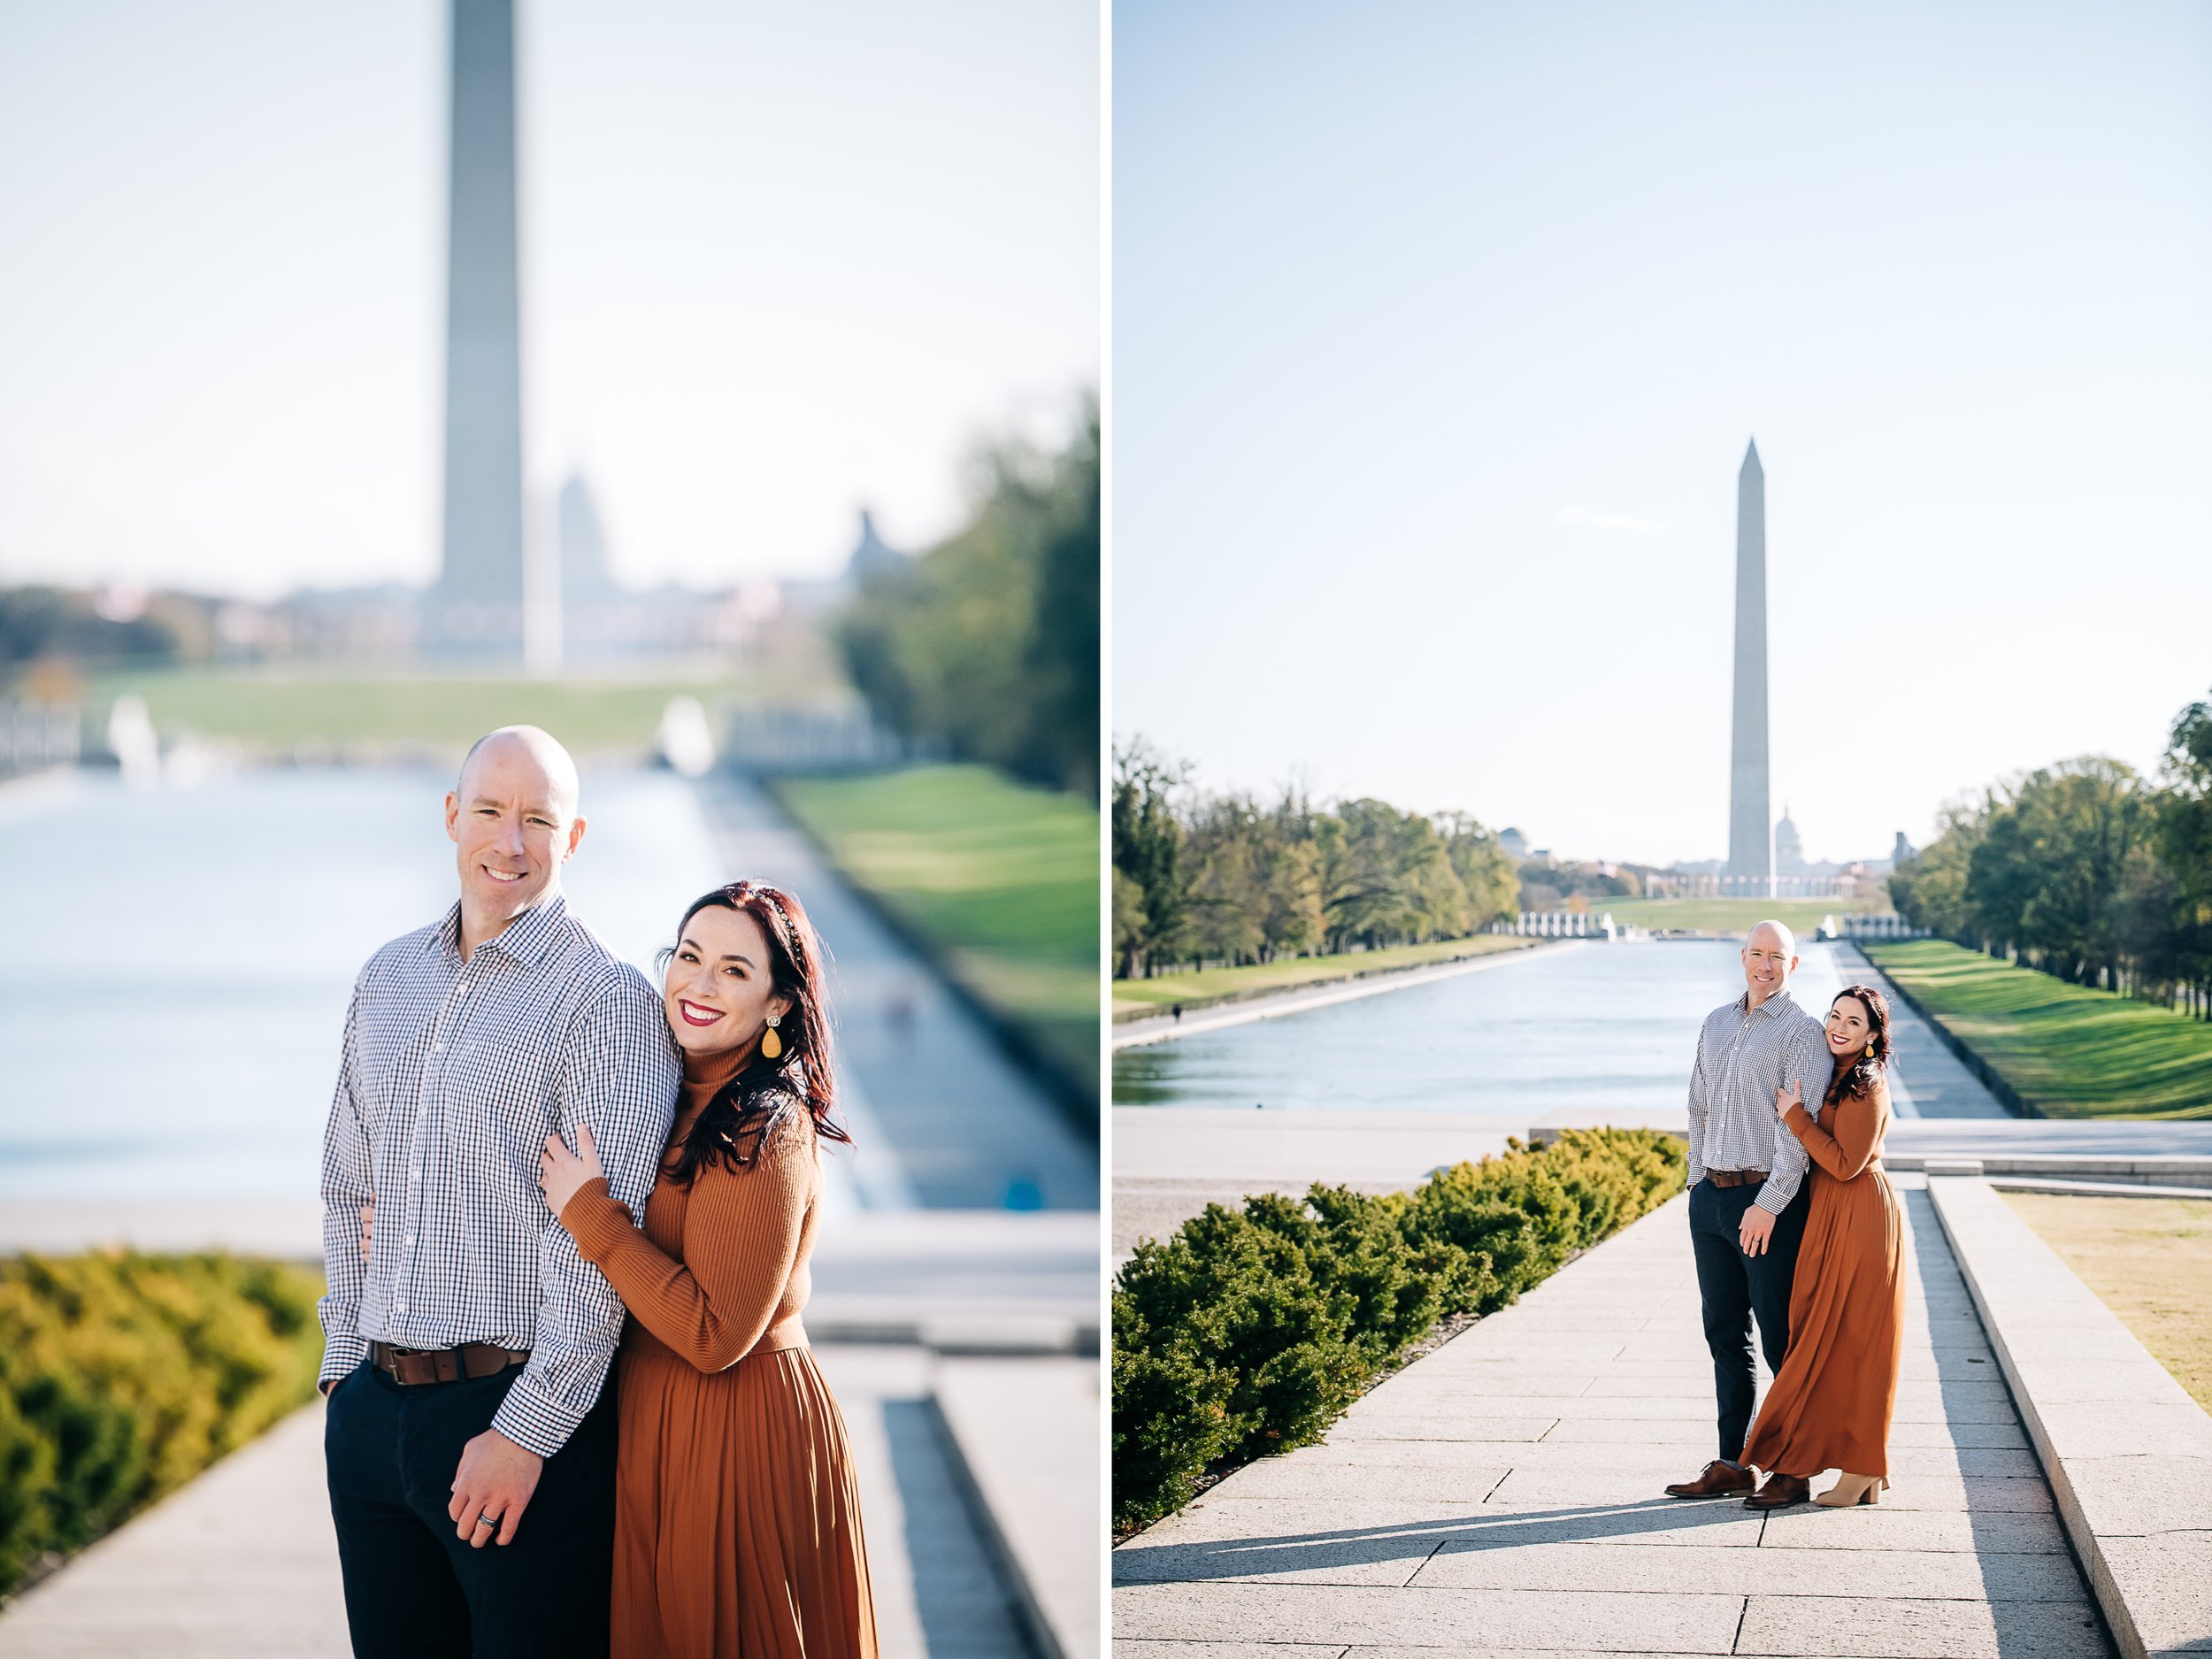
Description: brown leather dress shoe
1744,1472,1811,1509
1663,1460,1756,1499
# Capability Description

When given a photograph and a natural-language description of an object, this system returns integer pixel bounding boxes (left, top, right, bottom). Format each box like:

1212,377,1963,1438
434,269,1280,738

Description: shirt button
411,1169,420,1181
405,1233,415,1247
432,1041,444,1053
395,1300,407,1313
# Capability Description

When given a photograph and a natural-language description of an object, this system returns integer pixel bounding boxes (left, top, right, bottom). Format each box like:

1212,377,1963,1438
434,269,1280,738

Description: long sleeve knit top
1783,1076,1891,1185
558,1043,820,1371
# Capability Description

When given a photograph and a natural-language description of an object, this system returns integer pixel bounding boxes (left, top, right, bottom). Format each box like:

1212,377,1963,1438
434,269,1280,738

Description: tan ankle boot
1814,1473,1884,1507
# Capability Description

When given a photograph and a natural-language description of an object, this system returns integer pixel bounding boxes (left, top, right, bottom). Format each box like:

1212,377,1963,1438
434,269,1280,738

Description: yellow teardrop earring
759,1014,784,1061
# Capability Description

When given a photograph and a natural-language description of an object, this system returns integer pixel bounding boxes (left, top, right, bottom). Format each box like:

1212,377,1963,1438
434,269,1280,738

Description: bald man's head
446,726,588,949
1741,918,1798,1007
1747,919,1796,956
457,726,580,821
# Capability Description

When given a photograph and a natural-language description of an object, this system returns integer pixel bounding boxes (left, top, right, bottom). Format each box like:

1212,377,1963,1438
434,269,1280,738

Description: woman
1740,983,1907,1511
539,879,879,1657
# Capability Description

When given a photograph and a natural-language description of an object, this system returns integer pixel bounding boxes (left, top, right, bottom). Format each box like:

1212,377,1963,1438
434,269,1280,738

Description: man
1663,919,1833,1509
317,726,679,1657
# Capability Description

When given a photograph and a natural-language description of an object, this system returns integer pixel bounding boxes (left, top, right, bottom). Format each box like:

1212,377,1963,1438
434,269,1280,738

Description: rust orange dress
1740,1074,1907,1480
560,1047,879,1658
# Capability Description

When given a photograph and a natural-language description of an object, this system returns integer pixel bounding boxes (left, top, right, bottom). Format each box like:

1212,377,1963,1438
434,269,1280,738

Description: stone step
933,1356,1102,1659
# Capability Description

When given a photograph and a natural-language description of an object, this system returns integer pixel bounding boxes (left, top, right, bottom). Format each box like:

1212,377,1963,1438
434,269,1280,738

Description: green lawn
1608,895,1890,937
772,765,1099,1107
88,664,814,756
1114,934,1540,1021
1863,939,2212,1120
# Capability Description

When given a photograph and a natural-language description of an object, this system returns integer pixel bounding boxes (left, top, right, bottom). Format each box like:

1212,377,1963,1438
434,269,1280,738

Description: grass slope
772,765,1099,1106
1863,939,2212,1120
1606,895,1890,936
2002,1193,2212,1414
1113,934,1540,1021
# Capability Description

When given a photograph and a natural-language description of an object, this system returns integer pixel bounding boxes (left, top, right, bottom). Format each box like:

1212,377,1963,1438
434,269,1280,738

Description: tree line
838,400,1099,798
1890,687,2212,1018
1112,741,1520,978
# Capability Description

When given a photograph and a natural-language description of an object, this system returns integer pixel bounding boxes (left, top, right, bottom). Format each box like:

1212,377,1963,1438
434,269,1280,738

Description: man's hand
1739,1203,1778,1257
448,1428,543,1548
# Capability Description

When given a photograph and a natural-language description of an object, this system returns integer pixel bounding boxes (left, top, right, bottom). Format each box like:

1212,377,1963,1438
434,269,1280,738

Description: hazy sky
0,0,1097,601
1114,1,2212,868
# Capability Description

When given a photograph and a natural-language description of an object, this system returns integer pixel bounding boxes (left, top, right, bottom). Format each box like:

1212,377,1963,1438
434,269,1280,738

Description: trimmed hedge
1112,1127,1686,1535
0,1252,326,1598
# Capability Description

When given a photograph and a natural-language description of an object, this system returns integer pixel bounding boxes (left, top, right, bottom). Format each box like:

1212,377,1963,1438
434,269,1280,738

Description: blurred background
0,4,1099,1655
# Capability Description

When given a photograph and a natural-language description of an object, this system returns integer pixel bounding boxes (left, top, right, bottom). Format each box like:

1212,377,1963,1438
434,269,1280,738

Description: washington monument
427,0,526,658
1726,439,1771,891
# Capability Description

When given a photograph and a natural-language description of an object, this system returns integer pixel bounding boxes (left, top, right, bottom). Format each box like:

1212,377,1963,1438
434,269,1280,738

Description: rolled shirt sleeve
316,971,374,1390
490,971,679,1457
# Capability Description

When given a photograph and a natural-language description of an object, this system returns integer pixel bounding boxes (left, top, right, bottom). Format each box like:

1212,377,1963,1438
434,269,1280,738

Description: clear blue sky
1113,0,2212,868
0,0,1096,601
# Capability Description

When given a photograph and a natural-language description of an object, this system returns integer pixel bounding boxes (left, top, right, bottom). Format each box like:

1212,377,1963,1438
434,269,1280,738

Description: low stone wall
1928,1176,2212,1659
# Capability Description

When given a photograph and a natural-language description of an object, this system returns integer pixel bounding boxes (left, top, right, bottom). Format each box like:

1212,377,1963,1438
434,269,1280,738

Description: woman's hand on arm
540,1122,607,1218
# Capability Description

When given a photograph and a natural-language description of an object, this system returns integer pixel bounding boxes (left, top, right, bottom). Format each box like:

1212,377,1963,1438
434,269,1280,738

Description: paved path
0,1346,1038,1659
1115,1177,2114,1657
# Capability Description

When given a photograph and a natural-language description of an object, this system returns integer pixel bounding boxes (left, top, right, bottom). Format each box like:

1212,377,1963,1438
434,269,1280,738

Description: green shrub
1112,1127,1686,1535
0,1252,326,1597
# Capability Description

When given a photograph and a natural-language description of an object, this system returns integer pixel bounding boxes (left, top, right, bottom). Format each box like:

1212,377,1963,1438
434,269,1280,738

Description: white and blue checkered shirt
1686,987,1833,1217
316,892,680,1456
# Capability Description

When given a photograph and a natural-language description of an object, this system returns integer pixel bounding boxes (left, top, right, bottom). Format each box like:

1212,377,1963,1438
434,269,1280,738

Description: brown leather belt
369,1340,529,1386
1708,1169,1770,1188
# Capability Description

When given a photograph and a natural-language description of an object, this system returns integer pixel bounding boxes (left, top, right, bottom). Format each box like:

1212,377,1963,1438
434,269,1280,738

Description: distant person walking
1739,986,1907,1509
1663,920,1834,1503
319,726,680,1658
539,879,879,1658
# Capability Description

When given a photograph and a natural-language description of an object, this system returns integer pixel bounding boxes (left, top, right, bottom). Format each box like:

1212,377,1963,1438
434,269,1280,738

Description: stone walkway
1115,1179,2115,1658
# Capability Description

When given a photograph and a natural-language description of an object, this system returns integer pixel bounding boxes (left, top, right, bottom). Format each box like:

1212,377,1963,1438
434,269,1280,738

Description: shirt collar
425,890,570,970
1740,987,1798,1019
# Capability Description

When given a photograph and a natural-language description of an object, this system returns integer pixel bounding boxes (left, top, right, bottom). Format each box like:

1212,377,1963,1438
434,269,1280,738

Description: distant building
557,473,620,659
782,509,910,618
1774,806,1805,876
1892,831,1915,867
848,510,901,584
1499,826,1530,859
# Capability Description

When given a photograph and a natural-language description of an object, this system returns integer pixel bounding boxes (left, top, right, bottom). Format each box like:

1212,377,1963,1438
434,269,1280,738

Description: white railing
1833,912,1926,941
1648,873,1872,899
1,700,81,780
1514,910,1617,939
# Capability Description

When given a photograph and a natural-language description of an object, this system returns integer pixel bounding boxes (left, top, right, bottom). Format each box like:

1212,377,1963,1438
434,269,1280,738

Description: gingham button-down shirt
317,893,679,1456
1685,987,1833,1216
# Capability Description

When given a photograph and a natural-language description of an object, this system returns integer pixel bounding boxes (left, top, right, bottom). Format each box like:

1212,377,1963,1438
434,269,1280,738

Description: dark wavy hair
1824,984,1892,1109
657,880,849,1186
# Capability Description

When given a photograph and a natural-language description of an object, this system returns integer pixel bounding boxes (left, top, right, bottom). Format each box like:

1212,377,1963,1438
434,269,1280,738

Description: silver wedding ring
474,1513,497,1529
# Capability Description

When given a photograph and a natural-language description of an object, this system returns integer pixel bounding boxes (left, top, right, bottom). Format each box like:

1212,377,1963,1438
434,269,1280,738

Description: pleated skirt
1742,1164,1908,1479
611,1341,879,1658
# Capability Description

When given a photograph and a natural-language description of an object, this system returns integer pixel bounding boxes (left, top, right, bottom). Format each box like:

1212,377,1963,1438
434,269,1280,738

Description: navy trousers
1686,1177,1810,1462
324,1360,615,1659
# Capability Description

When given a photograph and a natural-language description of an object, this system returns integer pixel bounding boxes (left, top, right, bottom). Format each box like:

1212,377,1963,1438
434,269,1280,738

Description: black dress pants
1687,1177,1810,1462
324,1359,615,1659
